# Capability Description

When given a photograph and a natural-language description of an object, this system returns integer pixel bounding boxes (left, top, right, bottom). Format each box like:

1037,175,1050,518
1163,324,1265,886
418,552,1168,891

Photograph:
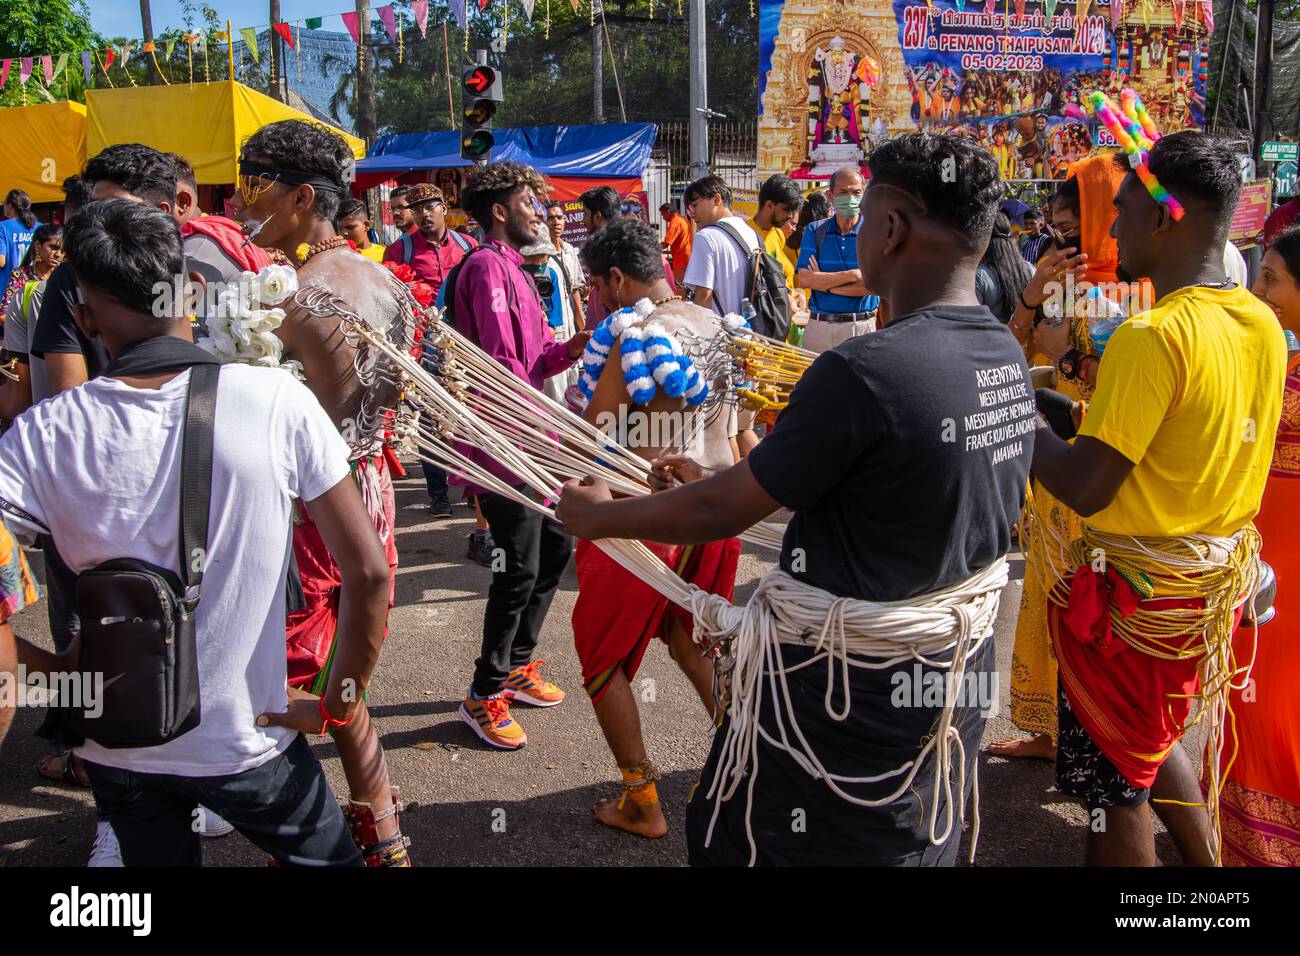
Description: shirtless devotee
572,218,742,838
559,134,1034,865
236,119,414,866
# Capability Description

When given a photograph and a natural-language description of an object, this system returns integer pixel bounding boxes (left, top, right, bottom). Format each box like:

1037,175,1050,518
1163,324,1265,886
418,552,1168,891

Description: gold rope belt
1030,516,1262,864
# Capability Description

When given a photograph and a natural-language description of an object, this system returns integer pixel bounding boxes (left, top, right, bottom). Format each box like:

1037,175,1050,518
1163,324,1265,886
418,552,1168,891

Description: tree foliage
0,0,101,106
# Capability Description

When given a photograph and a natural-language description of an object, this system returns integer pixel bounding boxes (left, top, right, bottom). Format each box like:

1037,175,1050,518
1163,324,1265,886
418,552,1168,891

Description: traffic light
461,58,503,163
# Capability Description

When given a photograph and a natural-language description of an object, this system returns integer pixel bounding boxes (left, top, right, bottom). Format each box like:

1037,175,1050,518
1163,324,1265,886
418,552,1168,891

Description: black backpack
704,220,792,340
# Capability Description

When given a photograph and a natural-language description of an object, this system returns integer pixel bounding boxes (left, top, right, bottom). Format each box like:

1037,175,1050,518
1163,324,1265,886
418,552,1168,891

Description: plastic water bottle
739,297,757,328
1083,286,1126,356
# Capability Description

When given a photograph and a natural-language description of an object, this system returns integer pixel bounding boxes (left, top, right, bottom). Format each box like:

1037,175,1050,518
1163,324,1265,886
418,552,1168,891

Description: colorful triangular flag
273,22,295,49
41,55,53,86
0,60,10,88
448,0,467,29
1171,0,1185,31
165,38,177,58
81,51,92,83
985,0,996,13
1043,0,1058,22
1013,0,1026,17
306,17,323,29
342,11,361,44
479,0,490,9
378,5,400,44
1200,0,1214,35
19,58,33,84
412,0,430,37
241,28,260,62
120,42,134,66
1111,0,1123,27
53,54,67,83
522,0,536,19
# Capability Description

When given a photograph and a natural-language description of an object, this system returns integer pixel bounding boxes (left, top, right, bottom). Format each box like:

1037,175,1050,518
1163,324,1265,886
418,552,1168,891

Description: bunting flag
1111,0,1123,27
378,5,400,43
0,60,10,89
449,0,467,28
984,0,996,14
306,17,323,29
480,0,491,8
19,57,33,85
53,53,67,85
570,0,579,11
165,38,177,59
342,11,361,44
120,42,134,67
413,0,430,37
1043,0,1057,22
522,0,536,19
41,55,53,86
1013,0,1026,17
1201,0,1214,34
241,27,260,61
1171,0,1185,31
81,51,92,84
273,22,295,49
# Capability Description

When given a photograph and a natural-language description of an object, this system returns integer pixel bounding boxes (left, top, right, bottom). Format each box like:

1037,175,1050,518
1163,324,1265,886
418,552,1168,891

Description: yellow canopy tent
0,101,88,203
86,80,364,185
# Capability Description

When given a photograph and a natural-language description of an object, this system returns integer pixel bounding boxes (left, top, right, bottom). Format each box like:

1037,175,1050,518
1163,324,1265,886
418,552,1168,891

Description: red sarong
1050,566,1243,789
572,537,741,705
286,455,398,689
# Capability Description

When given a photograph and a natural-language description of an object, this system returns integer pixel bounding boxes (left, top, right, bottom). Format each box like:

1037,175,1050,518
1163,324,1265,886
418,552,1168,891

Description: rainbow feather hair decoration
1087,88,1186,221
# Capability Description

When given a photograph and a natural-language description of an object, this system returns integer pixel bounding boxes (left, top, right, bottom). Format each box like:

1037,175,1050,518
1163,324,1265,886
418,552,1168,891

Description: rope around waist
684,559,1010,866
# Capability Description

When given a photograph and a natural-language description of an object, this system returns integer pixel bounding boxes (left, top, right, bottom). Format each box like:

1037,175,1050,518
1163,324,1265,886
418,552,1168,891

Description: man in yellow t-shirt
749,173,803,292
1030,132,1287,869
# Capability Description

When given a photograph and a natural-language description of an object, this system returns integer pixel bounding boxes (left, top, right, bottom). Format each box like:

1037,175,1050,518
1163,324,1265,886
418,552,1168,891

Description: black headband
238,160,346,195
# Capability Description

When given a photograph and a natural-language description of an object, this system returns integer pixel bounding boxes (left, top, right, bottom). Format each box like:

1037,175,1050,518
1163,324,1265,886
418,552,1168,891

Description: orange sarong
1218,354,1300,866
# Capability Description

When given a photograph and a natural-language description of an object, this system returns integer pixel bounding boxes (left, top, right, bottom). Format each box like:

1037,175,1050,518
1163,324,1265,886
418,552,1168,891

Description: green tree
0,0,102,106
370,0,757,134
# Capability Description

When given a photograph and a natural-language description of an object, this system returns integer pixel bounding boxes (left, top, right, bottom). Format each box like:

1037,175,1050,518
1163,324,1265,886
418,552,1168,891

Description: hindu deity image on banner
757,0,1212,183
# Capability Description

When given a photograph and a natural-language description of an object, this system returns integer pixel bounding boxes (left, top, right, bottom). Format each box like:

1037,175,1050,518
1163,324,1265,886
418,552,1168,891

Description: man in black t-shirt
557,133,1034,866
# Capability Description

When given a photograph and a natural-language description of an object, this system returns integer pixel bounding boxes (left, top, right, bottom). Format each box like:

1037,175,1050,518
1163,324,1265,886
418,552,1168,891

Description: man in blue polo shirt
795,165,880,353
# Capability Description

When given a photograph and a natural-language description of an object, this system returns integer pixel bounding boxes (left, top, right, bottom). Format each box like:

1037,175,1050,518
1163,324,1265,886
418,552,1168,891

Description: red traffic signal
463,65,496,97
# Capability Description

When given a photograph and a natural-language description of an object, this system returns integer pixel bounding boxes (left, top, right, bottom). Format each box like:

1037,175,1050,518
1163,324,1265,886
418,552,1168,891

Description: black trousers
84,735,363,867
472,491,573,697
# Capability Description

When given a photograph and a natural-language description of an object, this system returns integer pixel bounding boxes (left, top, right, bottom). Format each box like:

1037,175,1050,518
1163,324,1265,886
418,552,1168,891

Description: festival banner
757,0,1210,181
1230,179,1272,249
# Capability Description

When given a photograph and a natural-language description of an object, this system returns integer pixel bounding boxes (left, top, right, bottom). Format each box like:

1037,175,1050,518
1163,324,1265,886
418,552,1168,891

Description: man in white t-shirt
681,175,764,453
681,175,762,316
0,199,392,866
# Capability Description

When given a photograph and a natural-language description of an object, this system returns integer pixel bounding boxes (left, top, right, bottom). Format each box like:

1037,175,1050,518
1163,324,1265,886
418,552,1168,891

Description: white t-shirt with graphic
0,363,351,777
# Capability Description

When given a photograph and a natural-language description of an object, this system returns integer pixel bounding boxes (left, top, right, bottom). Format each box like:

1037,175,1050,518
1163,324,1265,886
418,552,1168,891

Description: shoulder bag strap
179,363,219,611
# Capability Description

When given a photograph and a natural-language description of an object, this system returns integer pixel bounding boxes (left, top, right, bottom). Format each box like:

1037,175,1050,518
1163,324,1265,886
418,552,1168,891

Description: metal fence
649,120,759,214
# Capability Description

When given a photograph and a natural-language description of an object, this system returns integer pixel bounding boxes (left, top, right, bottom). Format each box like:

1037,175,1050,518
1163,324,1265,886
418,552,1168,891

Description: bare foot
986,733,1056,761
594,795,669,839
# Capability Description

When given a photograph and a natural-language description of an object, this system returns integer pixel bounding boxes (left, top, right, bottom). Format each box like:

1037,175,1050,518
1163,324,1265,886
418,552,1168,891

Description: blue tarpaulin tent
354,122,657,192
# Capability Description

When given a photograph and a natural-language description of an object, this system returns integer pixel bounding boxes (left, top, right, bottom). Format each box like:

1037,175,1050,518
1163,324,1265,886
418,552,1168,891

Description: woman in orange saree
1220,229,1300,866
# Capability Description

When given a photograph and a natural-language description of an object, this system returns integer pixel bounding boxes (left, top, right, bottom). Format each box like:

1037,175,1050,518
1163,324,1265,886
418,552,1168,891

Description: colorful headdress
1086,88,1186,221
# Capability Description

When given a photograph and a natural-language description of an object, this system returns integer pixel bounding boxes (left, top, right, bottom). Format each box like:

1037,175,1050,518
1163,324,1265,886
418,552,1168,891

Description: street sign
1276,161,1298,200
1261,141,1298,163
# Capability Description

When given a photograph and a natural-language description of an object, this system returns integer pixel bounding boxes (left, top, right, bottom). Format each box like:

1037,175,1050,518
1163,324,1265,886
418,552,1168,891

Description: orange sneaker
502,660,566,708
459,694,527,750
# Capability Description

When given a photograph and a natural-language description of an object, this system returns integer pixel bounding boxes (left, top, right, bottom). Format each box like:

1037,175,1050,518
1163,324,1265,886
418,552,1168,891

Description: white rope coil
685,560,1010,866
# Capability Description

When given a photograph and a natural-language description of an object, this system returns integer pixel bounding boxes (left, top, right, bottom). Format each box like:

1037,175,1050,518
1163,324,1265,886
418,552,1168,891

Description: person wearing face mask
794,165,881,354
748,174,803,293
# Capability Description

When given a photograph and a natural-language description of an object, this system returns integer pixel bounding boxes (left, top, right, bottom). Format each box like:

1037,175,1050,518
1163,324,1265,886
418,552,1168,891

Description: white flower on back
254,265,298,307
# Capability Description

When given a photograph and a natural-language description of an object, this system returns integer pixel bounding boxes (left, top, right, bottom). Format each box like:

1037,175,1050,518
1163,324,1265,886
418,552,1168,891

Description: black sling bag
65,362,219,748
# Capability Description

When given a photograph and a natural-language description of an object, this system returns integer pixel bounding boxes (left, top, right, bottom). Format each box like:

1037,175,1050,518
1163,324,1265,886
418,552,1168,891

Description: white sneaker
87,821,123,867
197,806,234,838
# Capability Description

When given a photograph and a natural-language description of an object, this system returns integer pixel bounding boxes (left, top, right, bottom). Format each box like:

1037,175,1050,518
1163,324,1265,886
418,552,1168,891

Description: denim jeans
83,735,363,867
